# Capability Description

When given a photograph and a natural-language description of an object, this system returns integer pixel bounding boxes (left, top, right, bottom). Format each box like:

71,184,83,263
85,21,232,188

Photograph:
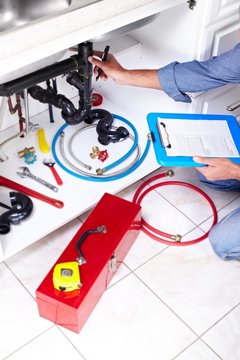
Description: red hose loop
133,173,218,246
132,172,167,203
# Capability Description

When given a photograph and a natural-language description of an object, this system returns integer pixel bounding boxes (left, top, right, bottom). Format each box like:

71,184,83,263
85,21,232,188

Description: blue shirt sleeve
158,43,240,103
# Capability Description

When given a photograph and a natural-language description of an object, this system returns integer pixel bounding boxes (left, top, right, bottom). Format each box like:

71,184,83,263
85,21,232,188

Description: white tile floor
1,166,240,360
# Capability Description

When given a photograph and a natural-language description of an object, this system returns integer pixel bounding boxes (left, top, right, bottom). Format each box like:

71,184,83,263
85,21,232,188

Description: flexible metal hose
52,113,151,182
60,126,141,178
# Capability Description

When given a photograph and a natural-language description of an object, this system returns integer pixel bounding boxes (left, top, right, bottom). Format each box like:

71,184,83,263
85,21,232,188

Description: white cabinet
196,12,240,60
191,85,240,120
194,1,240,59
199,0,240,26
189,0,240,114
0,0,240,261
212,20,240,56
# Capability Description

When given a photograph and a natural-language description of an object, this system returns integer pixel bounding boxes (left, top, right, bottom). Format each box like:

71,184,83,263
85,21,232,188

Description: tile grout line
131,271,200,337
128,258,239,360
106,245,173,291
199,301,240,338
139,184,202,228
170,337,223,360
198,195,240,231
3,261,37,302
2,326,55,360
131,269,240,357
198,338,224,360
159,189,216,228
56,326,88,360
147,173,240,232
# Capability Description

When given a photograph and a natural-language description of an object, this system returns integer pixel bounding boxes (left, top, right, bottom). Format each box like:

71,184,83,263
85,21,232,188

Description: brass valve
90,146,100,159
18,146,36,158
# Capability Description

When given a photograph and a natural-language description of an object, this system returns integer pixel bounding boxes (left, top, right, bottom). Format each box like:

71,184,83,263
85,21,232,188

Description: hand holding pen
88,46,126,84
96,45,110,81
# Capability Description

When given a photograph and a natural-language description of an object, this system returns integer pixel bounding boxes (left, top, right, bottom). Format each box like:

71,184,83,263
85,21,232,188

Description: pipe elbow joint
57,95,76,117
62,108,89,125
0,192,33,234
9,191,33,225
66,71,84,91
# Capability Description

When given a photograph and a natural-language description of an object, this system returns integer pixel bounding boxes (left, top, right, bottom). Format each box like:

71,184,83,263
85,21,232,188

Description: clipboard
147,112,240,167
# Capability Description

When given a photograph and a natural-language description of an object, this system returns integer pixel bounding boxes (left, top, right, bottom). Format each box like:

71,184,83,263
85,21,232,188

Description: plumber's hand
88,51,127,84
88,51,160,89
193,156,240,181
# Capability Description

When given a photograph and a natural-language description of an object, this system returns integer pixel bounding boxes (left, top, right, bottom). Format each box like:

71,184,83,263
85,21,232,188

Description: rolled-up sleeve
158,43,240,103
158,62,192,103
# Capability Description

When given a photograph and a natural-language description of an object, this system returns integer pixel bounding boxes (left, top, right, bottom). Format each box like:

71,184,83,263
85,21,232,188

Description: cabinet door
212,20,240,56
193,3,240,116
192,85,240,121
197,14,240,60
204,0,240,24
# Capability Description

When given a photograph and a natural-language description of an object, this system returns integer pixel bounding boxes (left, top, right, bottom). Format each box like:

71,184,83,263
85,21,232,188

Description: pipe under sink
0,0,158,84
0,0,102,83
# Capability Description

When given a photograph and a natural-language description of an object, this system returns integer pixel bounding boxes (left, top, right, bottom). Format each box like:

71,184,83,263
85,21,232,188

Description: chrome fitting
97,225,107,233
76,256,87,265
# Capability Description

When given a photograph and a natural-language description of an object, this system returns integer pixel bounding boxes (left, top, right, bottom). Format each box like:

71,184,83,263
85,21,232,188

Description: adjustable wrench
17,166,58,192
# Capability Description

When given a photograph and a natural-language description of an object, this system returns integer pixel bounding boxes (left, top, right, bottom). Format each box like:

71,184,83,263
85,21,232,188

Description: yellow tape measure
53,261,81,292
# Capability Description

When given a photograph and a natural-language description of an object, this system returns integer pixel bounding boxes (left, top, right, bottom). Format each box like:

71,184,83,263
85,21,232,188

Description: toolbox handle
76,225,107,264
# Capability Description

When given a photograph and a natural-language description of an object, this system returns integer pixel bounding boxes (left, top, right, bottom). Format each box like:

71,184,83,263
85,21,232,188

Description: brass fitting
90,146,99,159
166,169,174,177
96,168,103,175
18,146,36,158
172,234,182,242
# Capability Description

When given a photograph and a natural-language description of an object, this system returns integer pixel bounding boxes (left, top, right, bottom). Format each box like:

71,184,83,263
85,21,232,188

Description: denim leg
197,172,240,260
209,207,240,260
197,172,240,191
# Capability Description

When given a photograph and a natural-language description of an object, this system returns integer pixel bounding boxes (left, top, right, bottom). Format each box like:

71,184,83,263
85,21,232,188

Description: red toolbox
36,193,141,333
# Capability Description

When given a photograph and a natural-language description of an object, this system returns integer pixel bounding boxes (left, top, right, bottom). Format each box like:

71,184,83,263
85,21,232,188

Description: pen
96,45,110,81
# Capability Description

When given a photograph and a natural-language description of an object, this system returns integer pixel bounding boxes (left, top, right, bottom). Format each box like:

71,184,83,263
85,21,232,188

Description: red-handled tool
43,159,63,186
0,175,64,208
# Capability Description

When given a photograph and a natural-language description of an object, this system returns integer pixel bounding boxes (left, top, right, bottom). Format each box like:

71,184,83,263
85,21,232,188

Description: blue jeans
198,174,240,260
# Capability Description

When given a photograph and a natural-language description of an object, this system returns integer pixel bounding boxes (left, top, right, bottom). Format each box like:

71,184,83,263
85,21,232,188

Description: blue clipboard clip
157,121,171,149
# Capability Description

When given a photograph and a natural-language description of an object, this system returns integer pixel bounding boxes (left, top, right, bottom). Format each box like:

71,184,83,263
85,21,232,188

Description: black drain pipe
28,42,93,125
28,85,79,124
0,55,81,97
77,41,93,116
27,42,93,125
0,42,93,125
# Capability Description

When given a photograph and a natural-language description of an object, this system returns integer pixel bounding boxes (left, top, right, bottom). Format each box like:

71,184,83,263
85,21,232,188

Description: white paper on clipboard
157,118,239,157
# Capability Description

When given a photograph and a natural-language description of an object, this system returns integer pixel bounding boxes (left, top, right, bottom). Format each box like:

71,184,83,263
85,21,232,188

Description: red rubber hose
132,171,218,246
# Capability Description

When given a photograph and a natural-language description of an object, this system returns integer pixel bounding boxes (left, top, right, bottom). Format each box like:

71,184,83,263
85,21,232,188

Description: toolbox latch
108,252,117,273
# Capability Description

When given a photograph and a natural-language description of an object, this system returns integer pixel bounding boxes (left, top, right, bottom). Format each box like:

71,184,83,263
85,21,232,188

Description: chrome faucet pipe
23,89,30,135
